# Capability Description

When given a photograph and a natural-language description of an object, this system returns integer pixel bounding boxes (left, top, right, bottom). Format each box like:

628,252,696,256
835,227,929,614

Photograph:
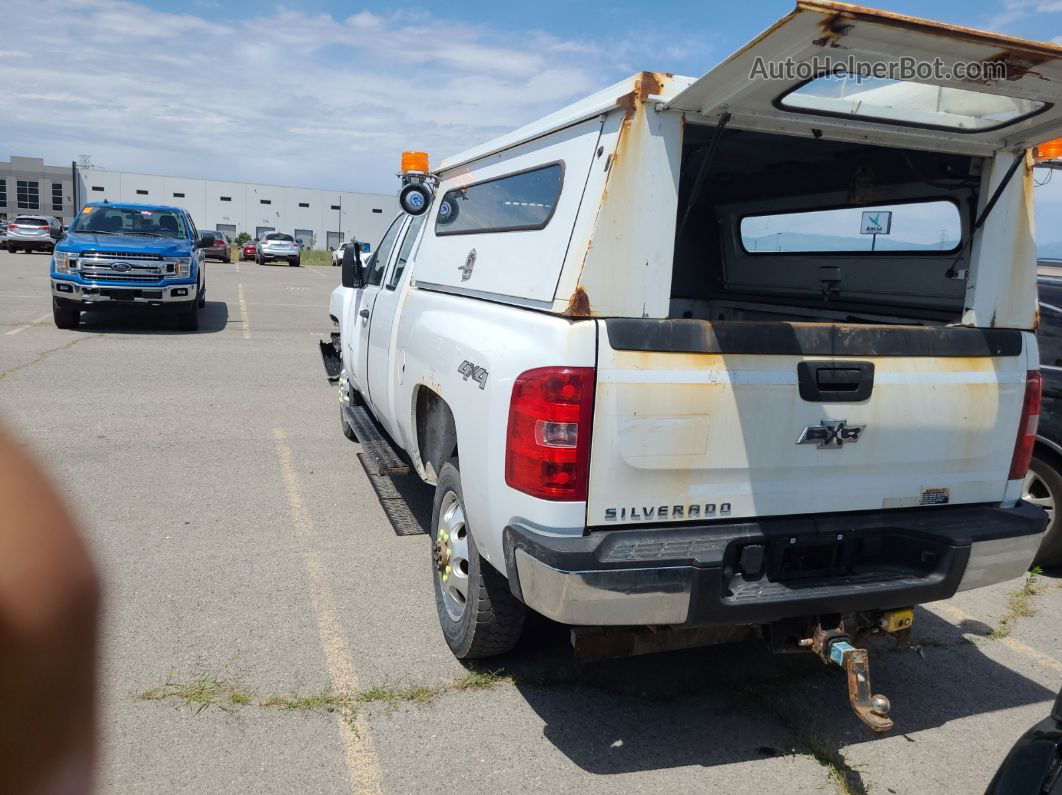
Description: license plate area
778,538,845,580
727,531,947,588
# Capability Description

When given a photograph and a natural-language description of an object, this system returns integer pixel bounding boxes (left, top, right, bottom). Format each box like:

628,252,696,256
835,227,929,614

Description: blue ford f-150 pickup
50,202,208,330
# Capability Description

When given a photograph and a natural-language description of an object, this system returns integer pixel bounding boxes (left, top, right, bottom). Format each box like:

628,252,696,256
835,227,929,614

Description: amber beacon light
401,151,430,175
1034,138,1062,162
398,151,436,216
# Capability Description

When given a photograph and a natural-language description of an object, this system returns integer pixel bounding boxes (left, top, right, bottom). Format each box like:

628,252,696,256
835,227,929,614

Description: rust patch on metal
564,286,592,317
616,71,666,117
637,70,663,98
812,11,852,47
984,50,1052,81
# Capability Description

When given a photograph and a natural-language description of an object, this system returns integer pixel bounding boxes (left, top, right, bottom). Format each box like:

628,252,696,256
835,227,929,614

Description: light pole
337,195,342,244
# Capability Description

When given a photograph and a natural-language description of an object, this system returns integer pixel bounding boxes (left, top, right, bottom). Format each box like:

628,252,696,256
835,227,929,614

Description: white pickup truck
322,2,1061,731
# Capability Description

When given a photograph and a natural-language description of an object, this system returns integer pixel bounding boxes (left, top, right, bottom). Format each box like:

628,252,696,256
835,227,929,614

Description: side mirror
341,244,364,289
196,235,211,248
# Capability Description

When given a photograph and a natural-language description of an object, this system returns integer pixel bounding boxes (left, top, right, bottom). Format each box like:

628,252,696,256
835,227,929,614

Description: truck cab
51,202,207,330
324,1,1062,732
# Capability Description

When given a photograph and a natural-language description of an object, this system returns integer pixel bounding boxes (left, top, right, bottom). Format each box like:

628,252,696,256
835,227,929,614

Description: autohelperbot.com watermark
750,55,1009,83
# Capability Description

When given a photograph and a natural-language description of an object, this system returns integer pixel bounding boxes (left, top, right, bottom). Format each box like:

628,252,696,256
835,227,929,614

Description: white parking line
927,601,1062,676
234,260,240,273
273,428,382,794
5,312,50,335
237,284,250,340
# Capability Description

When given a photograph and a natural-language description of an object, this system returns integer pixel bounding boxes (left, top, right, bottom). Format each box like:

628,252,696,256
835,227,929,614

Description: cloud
0,0,709,194
984,0,1062,29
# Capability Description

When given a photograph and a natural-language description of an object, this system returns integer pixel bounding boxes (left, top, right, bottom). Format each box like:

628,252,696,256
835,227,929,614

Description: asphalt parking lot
1,247,1060,794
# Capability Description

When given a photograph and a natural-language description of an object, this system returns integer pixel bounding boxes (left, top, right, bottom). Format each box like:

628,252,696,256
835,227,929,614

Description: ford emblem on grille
111,261,133,272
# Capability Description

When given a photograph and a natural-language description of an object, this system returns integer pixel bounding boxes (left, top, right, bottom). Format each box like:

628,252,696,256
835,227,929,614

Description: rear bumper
259,249,299,260
502,503,1047,627
9,236,55,248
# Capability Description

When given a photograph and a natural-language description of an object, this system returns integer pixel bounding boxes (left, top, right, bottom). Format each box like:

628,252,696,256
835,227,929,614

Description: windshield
70,206,189,239
264,233,293,242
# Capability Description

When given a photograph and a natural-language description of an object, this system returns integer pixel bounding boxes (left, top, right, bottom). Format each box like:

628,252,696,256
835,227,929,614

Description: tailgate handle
798,361,874,402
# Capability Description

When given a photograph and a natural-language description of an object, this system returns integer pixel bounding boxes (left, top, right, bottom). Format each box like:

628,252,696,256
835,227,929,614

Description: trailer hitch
802,625,893,733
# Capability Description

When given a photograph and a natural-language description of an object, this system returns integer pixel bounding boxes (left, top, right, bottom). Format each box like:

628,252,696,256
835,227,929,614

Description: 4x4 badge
797,419,865,449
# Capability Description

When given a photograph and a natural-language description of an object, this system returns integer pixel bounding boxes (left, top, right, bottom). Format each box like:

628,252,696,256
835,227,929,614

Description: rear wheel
52,301,79,329
290,257,300,267
430,459,525,658
1026,454,1062,568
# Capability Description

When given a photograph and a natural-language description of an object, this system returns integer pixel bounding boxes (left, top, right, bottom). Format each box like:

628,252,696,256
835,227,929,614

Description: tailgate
587,320,1032,526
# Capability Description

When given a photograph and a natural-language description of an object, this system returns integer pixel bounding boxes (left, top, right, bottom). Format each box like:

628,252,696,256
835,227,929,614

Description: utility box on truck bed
322,1,1062,732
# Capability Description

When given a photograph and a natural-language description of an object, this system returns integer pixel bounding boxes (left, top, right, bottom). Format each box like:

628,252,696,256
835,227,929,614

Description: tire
340,406,356,440
290,257,300,267
1027,453,1062,568
430,459,525,658
177,302,199,331
197,279,206,308
52,301,79,329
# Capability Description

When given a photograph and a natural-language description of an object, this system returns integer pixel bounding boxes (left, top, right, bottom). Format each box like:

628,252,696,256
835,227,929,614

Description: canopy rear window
777,75,1049,133
739,200,961,255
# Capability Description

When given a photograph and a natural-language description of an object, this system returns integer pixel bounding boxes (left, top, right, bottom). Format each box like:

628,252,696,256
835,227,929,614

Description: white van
323,2,1061,731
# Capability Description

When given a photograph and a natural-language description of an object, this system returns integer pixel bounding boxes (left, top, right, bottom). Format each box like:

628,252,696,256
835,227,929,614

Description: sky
3,0,1062,239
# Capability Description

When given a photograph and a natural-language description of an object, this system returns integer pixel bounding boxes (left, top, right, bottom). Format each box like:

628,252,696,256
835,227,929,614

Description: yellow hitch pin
880,608,914,634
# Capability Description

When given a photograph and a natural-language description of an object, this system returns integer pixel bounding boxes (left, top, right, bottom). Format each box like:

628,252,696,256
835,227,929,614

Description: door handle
797,361,875,402
359,309,370,319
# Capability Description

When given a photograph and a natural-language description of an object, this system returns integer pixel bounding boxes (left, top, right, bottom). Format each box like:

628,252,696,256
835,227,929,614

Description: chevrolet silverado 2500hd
322,2,1062,731
51,202,208,330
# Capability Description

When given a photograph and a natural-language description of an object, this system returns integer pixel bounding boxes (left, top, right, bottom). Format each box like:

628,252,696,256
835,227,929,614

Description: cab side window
387,213,425,290
366,216,405,287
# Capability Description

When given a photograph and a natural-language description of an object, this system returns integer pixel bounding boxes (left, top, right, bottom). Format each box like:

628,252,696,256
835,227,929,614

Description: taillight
505,367,595,500
37,225,48,231
1009,370,1042,480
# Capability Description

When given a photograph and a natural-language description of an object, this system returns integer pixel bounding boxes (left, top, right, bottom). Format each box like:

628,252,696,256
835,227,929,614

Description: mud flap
319,337,341,382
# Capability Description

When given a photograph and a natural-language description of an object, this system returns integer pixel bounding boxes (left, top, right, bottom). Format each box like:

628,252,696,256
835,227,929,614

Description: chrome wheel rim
1023,470,1056,521
434,491,470,622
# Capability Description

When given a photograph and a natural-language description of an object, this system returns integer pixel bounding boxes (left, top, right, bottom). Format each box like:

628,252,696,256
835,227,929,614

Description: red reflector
505,367,595,501
1009,370,1042,480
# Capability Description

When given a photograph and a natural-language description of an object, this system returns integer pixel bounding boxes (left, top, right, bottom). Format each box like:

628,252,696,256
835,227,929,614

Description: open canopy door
667,1,1062,155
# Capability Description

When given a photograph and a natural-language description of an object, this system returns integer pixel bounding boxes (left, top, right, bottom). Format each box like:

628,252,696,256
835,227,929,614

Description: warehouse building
1,156,397,250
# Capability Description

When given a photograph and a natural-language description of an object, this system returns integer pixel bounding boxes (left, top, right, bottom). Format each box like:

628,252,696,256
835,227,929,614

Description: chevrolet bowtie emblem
797,419,865,449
